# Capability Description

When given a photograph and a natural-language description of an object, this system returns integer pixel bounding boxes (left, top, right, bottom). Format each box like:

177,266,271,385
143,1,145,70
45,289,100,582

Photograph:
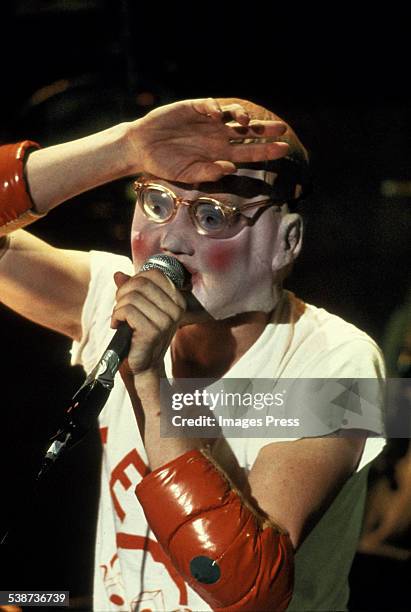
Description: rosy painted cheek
205,242,237,272
131,231,160,266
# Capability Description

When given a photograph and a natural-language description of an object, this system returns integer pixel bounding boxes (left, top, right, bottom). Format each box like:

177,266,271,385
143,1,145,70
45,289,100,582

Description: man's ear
272,213,303,271
285,213,303,259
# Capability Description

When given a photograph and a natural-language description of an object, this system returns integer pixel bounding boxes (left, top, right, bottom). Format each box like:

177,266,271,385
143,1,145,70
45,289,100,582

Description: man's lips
179,261,196,275
176,263,205,313
176,260,198,289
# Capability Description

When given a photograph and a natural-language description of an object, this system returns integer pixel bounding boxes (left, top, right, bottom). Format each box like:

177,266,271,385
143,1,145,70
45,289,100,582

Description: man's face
131,175,285,320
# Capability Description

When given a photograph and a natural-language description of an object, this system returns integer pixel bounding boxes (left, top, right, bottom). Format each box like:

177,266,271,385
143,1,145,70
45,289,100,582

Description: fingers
176,140,289,182
115,269,186,307
226,120,287,140
191,99,251,125
113,294,178,335
229,141,290,163
196,98,289,155
219,103,250,126
111,269,186,331
114,270,131,289
191,98,223,121
192,99,289,138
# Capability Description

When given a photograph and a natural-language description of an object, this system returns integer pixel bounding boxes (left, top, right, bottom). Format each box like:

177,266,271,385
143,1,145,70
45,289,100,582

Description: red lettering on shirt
110,449,150,521
100,426,108,444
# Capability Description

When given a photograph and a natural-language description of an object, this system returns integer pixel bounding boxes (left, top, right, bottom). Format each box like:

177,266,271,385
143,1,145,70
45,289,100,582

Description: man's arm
0,98,289,339
21,98,290,215
0,231,90,340
247,432,366,548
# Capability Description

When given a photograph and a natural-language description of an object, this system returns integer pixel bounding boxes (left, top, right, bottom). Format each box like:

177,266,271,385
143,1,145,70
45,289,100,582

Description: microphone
37,254,188,478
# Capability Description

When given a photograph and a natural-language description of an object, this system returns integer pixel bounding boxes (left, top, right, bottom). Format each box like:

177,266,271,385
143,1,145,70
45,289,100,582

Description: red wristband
0,140,41,233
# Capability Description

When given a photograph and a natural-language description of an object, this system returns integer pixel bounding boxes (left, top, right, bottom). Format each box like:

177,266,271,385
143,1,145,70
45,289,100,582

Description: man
0,97,385,611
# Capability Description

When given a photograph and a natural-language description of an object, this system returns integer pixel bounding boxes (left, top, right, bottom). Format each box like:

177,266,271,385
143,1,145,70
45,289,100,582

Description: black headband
141,156,312,207
236,156,312,206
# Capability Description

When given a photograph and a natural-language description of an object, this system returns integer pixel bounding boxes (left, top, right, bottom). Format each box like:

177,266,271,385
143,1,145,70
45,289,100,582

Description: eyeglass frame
132,179,287,238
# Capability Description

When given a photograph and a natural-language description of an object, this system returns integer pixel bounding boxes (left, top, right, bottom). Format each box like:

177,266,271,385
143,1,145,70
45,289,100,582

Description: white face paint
131,170,287,319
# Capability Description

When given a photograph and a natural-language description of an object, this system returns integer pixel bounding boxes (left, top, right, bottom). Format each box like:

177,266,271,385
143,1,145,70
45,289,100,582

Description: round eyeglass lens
193,201,227,234
142,187,175,221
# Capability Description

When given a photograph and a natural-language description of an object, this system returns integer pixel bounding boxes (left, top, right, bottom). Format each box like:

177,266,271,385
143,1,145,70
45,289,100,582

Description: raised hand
130,98,290,183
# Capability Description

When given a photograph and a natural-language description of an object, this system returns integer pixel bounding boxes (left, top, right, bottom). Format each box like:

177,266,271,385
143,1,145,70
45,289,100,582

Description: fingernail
250,124,265,135
233,126,248,135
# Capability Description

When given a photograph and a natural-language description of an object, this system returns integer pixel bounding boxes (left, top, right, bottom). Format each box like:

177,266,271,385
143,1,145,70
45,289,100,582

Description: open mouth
176,261,198,290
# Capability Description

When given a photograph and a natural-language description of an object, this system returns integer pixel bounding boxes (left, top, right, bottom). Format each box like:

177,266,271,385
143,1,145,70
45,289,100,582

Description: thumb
113,271,131,289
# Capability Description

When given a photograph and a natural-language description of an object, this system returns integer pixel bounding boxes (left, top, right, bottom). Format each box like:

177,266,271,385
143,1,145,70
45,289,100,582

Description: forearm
132,375,294,611
135,417,294,612
134,369,205,470
25,121,143,214
0,122,142,237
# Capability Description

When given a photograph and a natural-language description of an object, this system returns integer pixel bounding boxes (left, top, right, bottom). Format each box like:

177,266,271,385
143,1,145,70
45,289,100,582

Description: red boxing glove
0,140,41,235
136,449,294,611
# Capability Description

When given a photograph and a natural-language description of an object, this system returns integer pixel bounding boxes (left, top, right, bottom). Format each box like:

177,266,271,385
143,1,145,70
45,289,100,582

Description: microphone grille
140,254,188,289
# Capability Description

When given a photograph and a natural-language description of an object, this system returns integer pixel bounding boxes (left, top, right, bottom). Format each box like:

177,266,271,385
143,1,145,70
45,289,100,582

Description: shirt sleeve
70,250,134,374
244,337,386,470
297,337,386,437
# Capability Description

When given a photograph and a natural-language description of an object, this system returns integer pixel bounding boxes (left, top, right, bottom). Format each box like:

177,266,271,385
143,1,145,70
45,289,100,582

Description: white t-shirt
72,251,386,612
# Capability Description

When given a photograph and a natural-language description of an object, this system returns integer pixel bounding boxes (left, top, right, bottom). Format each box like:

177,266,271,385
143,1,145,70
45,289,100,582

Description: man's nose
160,205,195,255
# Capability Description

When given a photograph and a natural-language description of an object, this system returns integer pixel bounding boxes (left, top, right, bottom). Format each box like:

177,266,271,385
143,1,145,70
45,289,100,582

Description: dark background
0,1,410,610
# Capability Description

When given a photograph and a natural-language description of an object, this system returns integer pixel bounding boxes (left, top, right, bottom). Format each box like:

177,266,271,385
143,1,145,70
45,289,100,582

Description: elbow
201,526,295,612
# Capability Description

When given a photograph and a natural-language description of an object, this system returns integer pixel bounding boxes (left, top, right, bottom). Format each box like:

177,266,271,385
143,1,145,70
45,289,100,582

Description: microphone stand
37,323,131,480
37,250,187,479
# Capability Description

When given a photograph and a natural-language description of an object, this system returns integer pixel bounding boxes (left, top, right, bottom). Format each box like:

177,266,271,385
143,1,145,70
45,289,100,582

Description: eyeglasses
133,179,284,239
